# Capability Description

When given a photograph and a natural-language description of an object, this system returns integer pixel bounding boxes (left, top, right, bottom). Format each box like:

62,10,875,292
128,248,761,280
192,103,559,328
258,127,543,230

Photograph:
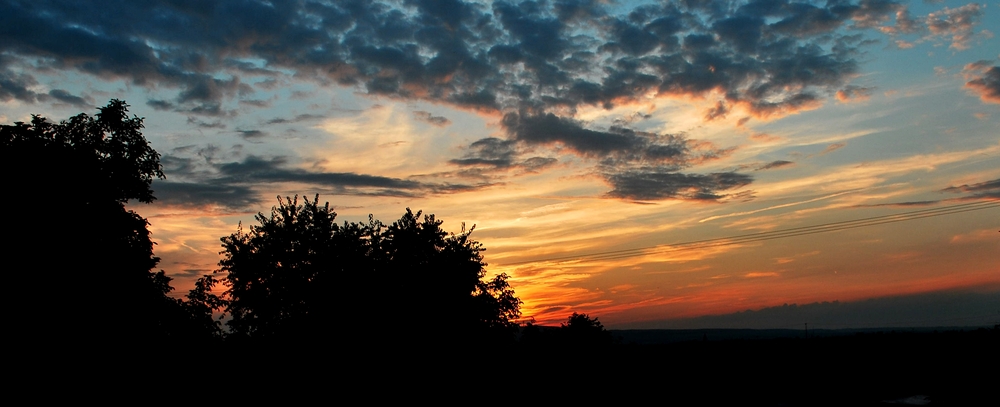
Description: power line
499,200,1000,266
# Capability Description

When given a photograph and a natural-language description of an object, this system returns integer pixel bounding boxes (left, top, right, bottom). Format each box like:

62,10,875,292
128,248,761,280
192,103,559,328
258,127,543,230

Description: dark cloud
177,77,248,104
704,101,729,121
147,99,175,111
240,99,271,108
216,156,418,190
236,129,267,141
45,89,89,106
497,111,747,200
449,137,557,176
519,156,558,173
413,111,451,126
185,102,235,117
503,112,694,163
963,62,1000,105
1,0,914,119
265,113,325,125
451,137,519,168
755,160,794,171
156,150,496,208
151,180,261,210
4,0,940,201
604,169,752,201
213,155,492,197
854,178,1000,208
942,178,1000,200
225,59,281,76
186,116,226,129
858,179,1000,207
0,58,43,103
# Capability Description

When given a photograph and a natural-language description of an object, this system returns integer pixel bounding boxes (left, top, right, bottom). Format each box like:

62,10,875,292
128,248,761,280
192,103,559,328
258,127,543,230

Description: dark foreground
513,327,996,405
16,327,994,405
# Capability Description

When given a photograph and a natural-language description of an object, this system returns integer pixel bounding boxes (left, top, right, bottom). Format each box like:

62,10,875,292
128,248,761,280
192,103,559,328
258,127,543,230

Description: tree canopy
1,100,213,346
521,312,616,346
197,195,521,345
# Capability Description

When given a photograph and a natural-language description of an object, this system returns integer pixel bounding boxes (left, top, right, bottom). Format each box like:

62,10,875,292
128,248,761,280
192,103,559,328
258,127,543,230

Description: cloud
879,6,921,35
924,3,983,50
750,133,781,142
152,180,261,210
855,200,940,208
240,99,271,108
212,155,493,197
218,155,411,190
265,114,325,125
449,137,557,176
498,111,750,200
0,81,92,106
157,148,496,208
604,170,752,201
942,178,1000,199
412,111,451,126
147,99,174,111
236,129,268,141
0,57,41,103
962,62,1000,104
700,189,858,223
745,271,780,278
704,101,729,121
502,112,697,164
858,177,1000,208
450,137,519,168
46,89,90,107
186,116,226,129
810,143,846,157
1,0,908,119
755,160,794,171
3,0,934,202
877,4,987,50
835,85,874,103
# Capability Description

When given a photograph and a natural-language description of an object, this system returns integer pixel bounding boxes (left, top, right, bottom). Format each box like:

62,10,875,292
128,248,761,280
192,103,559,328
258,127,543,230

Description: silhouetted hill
612,287,1000,330
612,325,995,344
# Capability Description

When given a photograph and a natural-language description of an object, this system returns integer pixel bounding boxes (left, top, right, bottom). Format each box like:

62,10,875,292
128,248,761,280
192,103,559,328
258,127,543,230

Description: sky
2,0,998,329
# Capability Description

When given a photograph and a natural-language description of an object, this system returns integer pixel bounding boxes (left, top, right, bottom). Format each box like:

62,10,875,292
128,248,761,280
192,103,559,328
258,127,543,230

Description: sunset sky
3,0,997,329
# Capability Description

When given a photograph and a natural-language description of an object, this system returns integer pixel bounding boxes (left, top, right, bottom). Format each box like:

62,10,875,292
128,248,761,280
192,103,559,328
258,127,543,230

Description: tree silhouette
201,195,521,345
1,100,214,346
561,312,614,344
520,312,615,346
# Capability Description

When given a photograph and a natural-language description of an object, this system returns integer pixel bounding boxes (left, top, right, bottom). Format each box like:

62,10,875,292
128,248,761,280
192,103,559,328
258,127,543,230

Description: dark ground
13,326,994,405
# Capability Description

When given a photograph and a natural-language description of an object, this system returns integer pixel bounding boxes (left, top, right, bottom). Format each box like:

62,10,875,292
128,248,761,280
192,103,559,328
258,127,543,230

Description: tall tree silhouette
1,100,212,346
203,195,521,345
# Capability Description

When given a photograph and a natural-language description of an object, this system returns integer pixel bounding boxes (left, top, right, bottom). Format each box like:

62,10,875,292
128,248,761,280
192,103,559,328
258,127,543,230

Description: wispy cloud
700,189,860,223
